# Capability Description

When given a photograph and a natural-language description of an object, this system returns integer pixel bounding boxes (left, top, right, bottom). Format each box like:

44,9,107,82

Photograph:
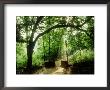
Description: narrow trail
34,40,69,74
33,59,70,74
52,67,64,74
51,39,69,74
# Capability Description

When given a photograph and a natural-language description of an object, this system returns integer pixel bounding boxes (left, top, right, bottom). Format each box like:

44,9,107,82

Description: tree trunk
26,42,34,73
43,36,45,61
48,33,50,61
65,41,68,62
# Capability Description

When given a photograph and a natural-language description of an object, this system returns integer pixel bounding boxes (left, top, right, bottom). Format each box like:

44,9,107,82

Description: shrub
16,43,27,69
71,49,94,64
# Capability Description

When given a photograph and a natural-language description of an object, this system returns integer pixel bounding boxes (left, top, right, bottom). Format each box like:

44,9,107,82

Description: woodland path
34,40,69,74
33,60,70,74
51,40,69,74
51,67,64,74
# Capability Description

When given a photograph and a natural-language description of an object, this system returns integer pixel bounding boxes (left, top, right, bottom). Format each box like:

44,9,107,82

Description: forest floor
33,60,70,74
52,67,64,74
33,59,94,74
16,59,94,74
33,66,70,74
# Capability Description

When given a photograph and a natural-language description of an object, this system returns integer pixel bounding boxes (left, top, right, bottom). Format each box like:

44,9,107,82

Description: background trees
16,16,94,74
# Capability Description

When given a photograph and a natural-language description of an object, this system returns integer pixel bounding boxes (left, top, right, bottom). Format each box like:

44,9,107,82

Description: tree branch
77,16,92,27
30,16,44,42
33,16,44,31
33,24,89,45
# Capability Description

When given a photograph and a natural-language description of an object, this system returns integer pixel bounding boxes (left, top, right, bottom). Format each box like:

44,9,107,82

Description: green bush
16,43,27,69
71,49,94,64
32,51,44,67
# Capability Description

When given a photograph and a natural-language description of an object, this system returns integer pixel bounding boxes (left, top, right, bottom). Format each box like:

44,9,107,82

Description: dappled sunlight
16,16,94,74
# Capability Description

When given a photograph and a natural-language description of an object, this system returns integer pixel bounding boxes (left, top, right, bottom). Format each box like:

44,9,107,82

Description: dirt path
52,67,64,74
33,65,66,74
33,59,69,74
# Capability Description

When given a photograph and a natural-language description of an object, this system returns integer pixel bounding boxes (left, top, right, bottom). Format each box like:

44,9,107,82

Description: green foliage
16,43,27,69
32,53,44,66
71,49,94,64
16,16,94,73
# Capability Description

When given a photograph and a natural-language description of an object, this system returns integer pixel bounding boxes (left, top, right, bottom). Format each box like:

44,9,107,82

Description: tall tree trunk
65,40,68,62
43,36,45,62
26,42,34,73
48,33,50,61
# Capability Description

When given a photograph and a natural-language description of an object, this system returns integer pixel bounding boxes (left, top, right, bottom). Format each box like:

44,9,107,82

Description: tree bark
26,42,34,73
